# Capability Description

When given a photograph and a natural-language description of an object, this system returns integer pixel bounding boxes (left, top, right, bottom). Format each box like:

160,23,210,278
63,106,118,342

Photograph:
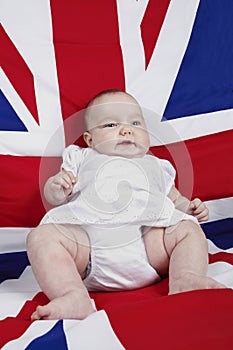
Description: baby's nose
120,124,132,135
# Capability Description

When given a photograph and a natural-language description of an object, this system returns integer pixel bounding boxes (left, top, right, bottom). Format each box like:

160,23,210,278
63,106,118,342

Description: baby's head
83,90,150,158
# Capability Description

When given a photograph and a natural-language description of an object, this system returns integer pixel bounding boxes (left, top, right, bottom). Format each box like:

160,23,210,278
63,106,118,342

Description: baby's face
84,92,150,158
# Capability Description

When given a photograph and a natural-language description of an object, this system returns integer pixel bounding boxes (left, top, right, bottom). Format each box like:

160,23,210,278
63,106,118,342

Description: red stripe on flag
0,156,61,227
50,0,125,118
107,289,233,349
209,252,233,265
0,292,49,348
1,130,232,227
0,131,233,227
150,129,233,201
0,24,39,125
141,0,171,69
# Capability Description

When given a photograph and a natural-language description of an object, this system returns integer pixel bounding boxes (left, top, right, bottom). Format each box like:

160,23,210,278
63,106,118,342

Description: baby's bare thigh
143,226,169,276
43,223,90,277
58,224,90,277
57,224,90,247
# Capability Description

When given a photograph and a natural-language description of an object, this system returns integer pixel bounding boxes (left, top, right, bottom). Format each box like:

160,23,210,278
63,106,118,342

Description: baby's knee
182,220,205,236
165,220,205,241
27,224,56,248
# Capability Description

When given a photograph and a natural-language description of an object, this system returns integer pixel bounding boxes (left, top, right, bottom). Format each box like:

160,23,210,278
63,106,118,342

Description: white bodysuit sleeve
159,159,176,195
61,145,86,176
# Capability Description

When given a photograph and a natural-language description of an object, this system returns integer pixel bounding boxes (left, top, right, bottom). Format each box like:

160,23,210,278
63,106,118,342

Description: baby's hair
86,89,124,108
84,89,137,130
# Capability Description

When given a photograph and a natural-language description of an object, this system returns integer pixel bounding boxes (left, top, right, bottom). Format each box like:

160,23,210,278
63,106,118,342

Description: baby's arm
168,185,209,222
44,170,77,206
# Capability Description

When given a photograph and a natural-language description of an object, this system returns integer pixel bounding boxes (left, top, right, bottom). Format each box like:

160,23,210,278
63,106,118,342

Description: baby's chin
97,146,148,159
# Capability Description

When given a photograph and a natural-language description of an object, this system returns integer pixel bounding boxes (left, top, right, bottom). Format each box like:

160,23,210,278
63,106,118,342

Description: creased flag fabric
0,230,233,349
0,0,233,349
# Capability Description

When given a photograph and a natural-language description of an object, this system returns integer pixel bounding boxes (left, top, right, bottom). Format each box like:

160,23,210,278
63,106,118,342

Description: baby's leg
27,223,94,320
143,226,170,277
144,221,226,294
165,220,226,293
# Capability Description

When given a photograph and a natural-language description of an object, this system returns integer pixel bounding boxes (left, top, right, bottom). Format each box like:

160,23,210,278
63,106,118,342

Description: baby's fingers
191,198,209,222
190,198,202,209
51,175,69,192
61,170,77,189
194,208,209,222
63,170,77,184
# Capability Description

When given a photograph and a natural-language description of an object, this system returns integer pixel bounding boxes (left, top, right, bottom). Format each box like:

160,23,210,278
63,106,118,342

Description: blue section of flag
0,251,29,283
202,218,233,250
25,321,68,350
0,90,27,131
163,0,233,120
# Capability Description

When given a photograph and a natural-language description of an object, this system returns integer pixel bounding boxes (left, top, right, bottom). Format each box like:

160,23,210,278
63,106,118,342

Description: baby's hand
187,198,209,222
51,170,77,198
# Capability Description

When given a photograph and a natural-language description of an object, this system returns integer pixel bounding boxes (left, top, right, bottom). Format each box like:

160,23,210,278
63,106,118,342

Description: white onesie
41,145,196,291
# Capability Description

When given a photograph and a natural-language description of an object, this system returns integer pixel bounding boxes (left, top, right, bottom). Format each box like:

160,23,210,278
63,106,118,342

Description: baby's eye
103,122,118,128
132,120,141,126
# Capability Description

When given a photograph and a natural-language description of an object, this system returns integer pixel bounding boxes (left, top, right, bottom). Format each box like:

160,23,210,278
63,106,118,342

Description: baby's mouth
117,140,135,146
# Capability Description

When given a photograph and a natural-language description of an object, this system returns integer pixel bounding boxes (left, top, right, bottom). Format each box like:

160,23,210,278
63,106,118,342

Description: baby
27,89,225,320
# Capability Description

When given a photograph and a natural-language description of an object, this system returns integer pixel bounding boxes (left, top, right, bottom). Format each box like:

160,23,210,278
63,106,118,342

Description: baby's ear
83,131,93,147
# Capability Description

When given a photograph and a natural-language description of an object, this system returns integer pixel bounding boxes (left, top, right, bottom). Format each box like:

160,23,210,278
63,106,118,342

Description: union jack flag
0,0,233,348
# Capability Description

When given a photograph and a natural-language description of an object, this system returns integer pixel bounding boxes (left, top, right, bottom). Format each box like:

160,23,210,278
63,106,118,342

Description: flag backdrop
0,0,233,349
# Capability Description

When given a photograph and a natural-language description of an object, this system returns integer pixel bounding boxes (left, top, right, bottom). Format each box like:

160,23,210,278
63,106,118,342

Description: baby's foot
169,272,226,295
31,290,95,320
